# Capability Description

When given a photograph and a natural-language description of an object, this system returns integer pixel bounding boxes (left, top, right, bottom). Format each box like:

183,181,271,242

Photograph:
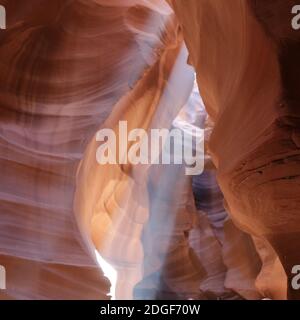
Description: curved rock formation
0,0,299,300
0,0,183,299
171,0,300,299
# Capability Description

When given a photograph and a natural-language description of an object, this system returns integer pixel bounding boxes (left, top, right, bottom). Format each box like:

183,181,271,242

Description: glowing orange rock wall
171,0,300,299
0,0,299,300
0,0,179,299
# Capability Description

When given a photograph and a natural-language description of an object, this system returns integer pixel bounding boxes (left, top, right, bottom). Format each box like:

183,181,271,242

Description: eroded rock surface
0,0,298,300
171,0,300,299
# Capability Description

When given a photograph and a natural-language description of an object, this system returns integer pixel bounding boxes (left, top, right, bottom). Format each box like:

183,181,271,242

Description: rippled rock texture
171,0,300,299
0,0,299,300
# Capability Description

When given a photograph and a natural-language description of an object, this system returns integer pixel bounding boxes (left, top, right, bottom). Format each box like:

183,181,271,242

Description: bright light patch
94,250,118,300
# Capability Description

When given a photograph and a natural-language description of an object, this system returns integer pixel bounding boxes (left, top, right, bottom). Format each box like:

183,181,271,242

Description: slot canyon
0,0,299,300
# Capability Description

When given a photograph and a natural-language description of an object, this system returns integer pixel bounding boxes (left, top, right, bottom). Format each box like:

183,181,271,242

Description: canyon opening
0,0,300,309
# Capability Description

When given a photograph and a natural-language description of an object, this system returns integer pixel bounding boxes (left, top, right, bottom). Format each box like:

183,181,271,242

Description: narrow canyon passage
0,0,299,300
